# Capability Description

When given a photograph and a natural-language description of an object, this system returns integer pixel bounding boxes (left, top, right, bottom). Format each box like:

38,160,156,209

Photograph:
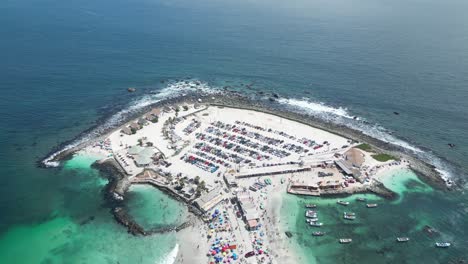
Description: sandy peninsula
69,97,423,264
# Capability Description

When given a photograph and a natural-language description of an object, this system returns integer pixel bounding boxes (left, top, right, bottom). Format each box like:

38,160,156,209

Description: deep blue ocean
1,0,468,263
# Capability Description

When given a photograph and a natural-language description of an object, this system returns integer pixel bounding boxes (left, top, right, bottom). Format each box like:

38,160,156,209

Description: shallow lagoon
0,154,181,264
281,169,467,264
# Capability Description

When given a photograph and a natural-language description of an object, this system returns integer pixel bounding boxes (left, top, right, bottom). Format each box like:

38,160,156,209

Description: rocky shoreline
41,90,452,192
200,96,449,190
40,91,455,235
319,182,398,200
92,158,195,236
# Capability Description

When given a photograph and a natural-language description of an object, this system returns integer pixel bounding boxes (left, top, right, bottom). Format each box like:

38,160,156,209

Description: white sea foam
277,97,422,152
277,97,456,180
157,244,179,264
277,98,354,119
42,82,456,181
42,80,219,167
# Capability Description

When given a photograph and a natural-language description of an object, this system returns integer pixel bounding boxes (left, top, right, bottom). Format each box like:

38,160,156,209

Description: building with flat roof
335,160,353,175
135,155,152,167
129,146,157,167
193,185,224,213
223,174,237,187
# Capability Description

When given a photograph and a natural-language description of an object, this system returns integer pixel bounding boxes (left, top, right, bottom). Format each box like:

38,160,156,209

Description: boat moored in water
305,204,317,208
435,242,451,248
337,200,350,206
312,231,325,236
344,214,356,220
306,210,317,218
366,203,378,208
396,237,410,242
356,197,366,202
339,238,352,244
309,222,323,227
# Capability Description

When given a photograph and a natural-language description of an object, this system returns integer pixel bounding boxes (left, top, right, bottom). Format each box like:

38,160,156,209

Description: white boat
344,214,356,220
312,231,325,236
306,218,319,223
305,210,318,218
435,242,451,248
396,237,410,242
366,203,378,208
309,222,323,227
337,200,350,206
339,238,352,244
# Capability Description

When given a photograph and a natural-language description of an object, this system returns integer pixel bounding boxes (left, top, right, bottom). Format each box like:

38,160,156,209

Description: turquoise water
281,169,467,263
0,155,181,264
1,0,468,263
125,185,188,230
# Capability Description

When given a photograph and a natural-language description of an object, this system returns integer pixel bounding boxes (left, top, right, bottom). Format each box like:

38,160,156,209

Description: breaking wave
42,80,220,167
277,98,354,119
42,80,456,181
157,244,179,264
276,97,455,181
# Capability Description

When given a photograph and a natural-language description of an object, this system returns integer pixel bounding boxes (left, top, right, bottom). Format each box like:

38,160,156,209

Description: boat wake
157,244,179,264
41,79,220,167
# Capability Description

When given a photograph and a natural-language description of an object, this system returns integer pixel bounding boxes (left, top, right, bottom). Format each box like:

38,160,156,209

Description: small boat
396,237,410,242
306,210,317,218
309,222,323,227
306,218,319,223
337,200,350,206
366,203,378,208
305,204,317,208
281,178,285,184
312,231,325,236
356,197,366,202
285,231,293,238
339,238,352,244
344,212,355,216
344,214,356,220
435,242,451,248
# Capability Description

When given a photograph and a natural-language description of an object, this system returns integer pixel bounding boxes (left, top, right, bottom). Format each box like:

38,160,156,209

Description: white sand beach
84,102,411,264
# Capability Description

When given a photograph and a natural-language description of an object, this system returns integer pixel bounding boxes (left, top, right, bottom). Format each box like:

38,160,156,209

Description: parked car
245,251,255,258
